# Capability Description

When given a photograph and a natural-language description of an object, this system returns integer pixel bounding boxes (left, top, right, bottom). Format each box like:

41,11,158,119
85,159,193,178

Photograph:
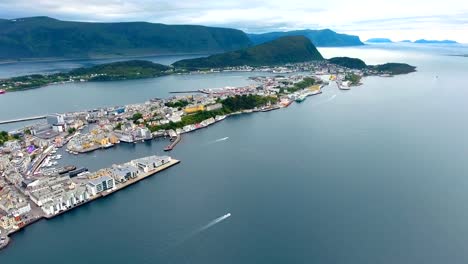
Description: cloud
0,0,467,42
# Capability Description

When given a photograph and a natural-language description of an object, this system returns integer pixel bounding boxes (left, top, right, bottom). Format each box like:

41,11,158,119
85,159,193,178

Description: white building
87,175,115,196
131,156,171,173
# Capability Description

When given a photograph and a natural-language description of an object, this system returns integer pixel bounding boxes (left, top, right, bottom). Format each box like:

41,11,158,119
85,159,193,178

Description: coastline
0,52,211,65
0,159,180,251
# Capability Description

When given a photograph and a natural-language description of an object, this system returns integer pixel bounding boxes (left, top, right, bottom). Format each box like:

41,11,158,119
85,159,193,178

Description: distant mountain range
0,17,366,61
248,29,364,47
413,39,458,44
172,36,324,69
366,38,458,44
0,16,252,60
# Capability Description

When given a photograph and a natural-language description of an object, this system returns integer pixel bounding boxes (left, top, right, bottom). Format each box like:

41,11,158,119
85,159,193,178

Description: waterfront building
86,175,115,196
131,156,171,173
110,165,139,183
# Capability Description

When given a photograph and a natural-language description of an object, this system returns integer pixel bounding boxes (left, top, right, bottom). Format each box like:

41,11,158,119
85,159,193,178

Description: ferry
295,94,306,103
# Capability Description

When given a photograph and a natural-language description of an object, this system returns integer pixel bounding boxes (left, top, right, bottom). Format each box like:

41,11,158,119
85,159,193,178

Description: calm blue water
1,44,468,263
0,54,207,78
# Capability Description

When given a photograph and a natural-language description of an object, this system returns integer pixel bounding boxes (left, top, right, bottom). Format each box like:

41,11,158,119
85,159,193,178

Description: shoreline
0,52,211,65
0,158,180,252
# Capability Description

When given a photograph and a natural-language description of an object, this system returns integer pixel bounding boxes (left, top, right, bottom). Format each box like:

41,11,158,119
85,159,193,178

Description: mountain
0,16,252,60
414,39,458,44
366,38,393,43
248,29,364,47
172,36,324,69
328,57,367,69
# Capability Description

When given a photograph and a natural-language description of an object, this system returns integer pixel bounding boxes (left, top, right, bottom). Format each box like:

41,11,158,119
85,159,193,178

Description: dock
0,115,46,125
169,90,201,94
164,134,181,151
45,158,180,219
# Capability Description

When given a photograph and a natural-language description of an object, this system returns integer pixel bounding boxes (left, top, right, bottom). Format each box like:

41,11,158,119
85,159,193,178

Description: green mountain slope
0,16,252,60
248,29,364,46
172,36,324,69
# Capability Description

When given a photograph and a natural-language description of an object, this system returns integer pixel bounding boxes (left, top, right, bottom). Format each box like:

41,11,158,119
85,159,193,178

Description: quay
0,115,46,125
169,90,201,94
164,134,181,151
45,158,180,219
0,157,180,251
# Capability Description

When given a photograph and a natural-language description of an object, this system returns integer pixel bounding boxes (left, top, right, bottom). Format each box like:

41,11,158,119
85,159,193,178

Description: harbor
0,154,180,249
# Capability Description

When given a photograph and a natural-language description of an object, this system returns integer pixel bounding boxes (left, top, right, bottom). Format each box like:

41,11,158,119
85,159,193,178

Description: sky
0,0,467,43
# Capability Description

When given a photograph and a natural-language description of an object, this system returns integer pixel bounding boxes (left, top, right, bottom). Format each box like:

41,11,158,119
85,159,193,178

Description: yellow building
184,105,205,114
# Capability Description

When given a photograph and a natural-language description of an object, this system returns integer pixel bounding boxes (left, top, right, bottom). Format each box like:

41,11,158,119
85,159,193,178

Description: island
327,56,416,75
0,60,173,91
366,38,393,43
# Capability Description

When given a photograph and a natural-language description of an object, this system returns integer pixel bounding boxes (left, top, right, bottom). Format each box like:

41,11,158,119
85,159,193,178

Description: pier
169,90,201,94
0,115,46,125
164,134,181,151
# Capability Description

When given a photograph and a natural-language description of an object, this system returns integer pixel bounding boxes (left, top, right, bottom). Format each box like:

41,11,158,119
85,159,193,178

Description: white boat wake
207,137,229,145
215,137,229,142
196,213,231,233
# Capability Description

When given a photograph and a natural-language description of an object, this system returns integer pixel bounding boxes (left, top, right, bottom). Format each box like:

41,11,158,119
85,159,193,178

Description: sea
1,43,468,263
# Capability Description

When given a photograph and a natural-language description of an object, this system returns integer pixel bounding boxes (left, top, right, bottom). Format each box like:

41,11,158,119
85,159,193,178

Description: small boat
0,89,6,95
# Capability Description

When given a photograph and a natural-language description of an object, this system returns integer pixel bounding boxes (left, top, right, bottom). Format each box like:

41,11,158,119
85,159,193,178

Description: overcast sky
1,0,467,43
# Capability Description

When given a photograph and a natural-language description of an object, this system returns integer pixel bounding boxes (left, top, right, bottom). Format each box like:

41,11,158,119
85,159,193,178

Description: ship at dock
295,94,306,102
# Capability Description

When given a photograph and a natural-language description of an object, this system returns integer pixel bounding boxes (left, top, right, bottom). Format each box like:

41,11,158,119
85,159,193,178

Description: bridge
0,115,46,125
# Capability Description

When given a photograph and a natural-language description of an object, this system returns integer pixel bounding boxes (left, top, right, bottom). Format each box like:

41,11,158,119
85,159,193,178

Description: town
0,60,386,250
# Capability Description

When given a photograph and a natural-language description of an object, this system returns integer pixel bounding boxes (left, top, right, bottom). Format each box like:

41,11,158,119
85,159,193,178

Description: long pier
169,90,201,94
0,115,46,125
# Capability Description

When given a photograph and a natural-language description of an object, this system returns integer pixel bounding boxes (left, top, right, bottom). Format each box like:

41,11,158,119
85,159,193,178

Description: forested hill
0,16,252,60
172,36,324,69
